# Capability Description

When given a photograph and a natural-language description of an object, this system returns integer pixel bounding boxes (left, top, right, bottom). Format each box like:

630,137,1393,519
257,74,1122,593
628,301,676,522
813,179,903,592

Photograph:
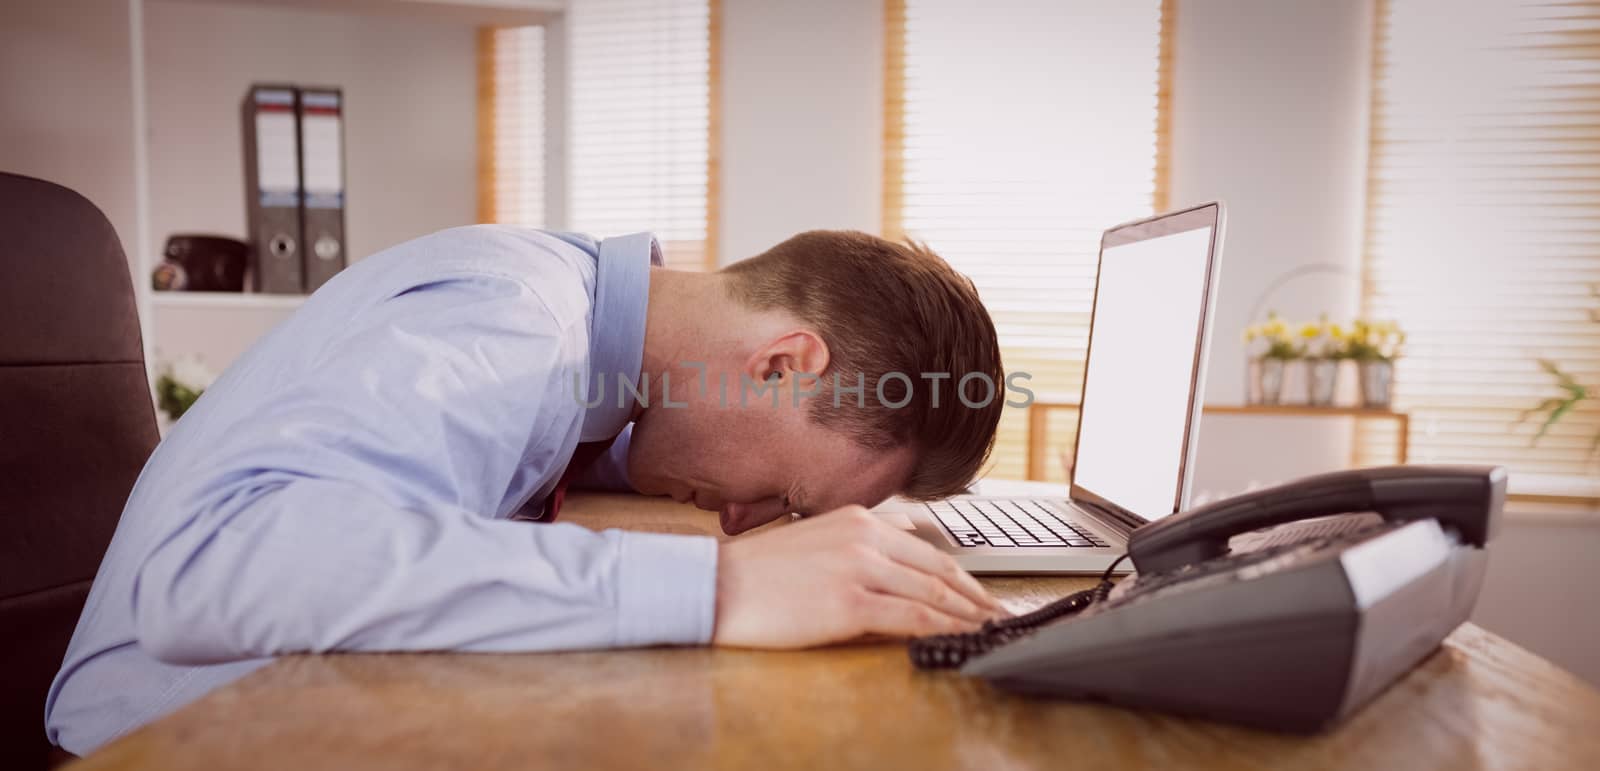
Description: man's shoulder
356,225,598,325
388,224,597,282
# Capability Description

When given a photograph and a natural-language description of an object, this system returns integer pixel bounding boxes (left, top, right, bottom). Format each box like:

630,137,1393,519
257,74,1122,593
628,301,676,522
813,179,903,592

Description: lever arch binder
241,84,305,294
297,87,347,293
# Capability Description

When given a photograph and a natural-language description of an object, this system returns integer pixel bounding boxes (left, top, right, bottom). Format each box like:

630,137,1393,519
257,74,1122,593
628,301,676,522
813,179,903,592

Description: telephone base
964,516,1489,733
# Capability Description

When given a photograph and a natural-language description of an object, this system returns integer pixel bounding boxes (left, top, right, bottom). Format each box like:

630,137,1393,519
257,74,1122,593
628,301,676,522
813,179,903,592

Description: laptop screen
1070,212,1217,523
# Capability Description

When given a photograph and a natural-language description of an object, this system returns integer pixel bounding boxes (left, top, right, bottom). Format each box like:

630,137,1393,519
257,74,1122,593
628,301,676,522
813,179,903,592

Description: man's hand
712,505,1008,648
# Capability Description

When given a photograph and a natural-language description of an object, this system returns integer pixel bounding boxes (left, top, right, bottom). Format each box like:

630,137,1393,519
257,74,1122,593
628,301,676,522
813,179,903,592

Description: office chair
0,172,159,768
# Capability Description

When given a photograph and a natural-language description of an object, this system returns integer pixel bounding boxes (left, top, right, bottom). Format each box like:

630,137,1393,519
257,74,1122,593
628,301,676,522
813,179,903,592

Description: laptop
874,202,1226,574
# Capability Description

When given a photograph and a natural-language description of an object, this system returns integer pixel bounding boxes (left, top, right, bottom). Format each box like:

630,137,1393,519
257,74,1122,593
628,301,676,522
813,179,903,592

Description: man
46,226,1007,754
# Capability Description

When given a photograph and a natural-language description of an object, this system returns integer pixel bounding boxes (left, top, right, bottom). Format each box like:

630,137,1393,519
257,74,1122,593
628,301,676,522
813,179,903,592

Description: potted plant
1521,284,1599,456
155,354,217,426
1300,316,1341,406
1244,312,1301,405
1339,319,1405,408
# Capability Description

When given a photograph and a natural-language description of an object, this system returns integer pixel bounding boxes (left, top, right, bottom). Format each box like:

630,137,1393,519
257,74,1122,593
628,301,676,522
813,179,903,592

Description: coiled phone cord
908,554,1130,670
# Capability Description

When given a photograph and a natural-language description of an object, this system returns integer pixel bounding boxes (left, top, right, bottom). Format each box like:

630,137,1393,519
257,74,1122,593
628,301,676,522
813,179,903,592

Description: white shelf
152,291,306,310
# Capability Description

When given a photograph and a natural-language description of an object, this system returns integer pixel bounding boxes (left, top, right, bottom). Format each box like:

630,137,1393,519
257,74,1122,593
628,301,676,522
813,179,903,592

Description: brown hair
721,230,1004,499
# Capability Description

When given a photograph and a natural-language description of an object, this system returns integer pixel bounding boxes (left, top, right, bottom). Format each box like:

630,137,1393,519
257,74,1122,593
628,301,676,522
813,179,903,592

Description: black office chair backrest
0,172,158,767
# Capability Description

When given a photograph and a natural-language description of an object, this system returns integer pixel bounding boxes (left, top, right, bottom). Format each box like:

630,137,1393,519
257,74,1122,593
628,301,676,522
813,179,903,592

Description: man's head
627,230,1004,534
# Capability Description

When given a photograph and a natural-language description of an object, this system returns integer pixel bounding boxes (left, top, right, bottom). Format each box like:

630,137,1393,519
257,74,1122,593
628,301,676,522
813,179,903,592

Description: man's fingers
855,592,977,638
858,554,990,624
872,526,1007,615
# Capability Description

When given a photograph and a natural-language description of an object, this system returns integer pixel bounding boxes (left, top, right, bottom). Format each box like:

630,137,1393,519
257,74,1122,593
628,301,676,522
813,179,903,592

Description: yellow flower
1299,323,1321,339
1329,323,1346,340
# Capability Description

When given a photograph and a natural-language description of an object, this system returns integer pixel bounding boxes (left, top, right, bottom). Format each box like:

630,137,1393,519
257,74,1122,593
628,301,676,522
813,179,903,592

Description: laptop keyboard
928,499,1112,548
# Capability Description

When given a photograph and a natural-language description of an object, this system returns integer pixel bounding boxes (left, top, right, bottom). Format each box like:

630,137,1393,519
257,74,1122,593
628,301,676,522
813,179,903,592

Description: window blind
884,0,1172,481
569,0,716,269
483,0,718,270
1361,0,1600,498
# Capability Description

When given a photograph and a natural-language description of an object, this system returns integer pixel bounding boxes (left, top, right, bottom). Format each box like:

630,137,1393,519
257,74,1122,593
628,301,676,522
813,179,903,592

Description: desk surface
71,493,1600,771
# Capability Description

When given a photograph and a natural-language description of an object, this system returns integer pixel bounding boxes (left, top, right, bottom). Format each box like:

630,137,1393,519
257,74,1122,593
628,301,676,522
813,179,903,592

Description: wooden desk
70,493,1600,771
1026,400,1412,480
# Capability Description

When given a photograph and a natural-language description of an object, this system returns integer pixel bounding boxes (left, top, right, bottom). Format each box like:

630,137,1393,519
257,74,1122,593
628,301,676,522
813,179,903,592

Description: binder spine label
298,88,347,293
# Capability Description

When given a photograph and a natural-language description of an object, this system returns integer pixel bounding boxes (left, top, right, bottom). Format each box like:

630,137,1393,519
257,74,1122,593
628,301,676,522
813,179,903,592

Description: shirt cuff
613,531,718,647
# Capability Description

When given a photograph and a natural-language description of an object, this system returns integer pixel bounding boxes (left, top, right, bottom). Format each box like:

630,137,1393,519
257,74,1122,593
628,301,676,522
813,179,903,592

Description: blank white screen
1071,226,1212,522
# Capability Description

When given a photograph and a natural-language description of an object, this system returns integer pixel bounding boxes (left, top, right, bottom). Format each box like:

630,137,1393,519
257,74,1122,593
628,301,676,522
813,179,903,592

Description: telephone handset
1128,465,1503,574
910,465,1507,733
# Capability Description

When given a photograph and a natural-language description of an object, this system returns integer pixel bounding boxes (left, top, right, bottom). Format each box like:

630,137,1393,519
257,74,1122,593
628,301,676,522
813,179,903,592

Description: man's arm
131,276,716,664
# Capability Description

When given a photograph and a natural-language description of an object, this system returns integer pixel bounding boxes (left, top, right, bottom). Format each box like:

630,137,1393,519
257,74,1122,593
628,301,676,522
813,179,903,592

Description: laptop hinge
1073,497,1144,535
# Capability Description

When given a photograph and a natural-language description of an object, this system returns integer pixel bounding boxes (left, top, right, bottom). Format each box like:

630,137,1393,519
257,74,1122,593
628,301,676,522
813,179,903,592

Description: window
884,0,1173,480
481,0,719,270
1361,0,1600,498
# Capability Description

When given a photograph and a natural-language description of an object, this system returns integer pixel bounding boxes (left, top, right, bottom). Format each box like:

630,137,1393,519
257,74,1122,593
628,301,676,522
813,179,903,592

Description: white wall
1170,0,1373,502
718,0,883,264
0,0,139,255
1474,515,1600,685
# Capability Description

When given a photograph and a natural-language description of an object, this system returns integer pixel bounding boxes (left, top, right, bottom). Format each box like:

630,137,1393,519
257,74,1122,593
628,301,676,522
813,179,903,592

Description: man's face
626,365,915,535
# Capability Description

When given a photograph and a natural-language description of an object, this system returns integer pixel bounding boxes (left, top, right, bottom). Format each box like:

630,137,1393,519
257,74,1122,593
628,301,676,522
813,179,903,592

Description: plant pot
1358,359,1395,409
1257,358,1287,405
1306,358,1338,406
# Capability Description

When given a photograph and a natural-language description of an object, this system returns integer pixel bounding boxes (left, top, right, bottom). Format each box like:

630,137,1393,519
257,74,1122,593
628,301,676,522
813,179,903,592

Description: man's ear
744,330,830,386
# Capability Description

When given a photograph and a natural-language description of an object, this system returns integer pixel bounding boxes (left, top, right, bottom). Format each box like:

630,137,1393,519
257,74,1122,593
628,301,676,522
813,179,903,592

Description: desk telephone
910,465,1507,733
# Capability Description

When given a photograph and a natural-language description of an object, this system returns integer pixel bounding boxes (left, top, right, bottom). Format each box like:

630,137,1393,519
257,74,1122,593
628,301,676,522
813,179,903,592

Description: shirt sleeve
130,274,717,665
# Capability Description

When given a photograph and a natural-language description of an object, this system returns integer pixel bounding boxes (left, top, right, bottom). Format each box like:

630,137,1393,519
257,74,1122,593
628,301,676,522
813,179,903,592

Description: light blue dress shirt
45,226,718,755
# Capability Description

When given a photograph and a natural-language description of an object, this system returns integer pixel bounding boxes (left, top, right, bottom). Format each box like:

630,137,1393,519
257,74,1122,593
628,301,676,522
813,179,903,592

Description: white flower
169,354,217,391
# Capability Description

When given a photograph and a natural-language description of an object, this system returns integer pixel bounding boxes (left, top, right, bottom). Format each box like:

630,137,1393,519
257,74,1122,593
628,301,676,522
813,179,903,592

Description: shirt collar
580,231,663,442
